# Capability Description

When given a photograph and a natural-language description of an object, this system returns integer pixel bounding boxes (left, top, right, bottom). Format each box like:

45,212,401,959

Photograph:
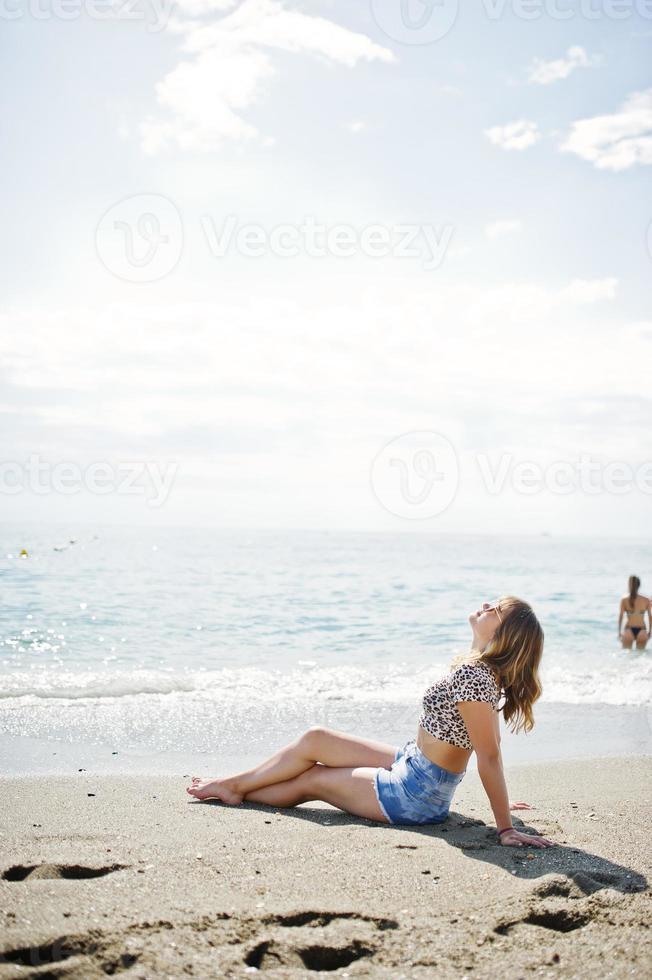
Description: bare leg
239,764,323,808
621,628,634,650
242,763,389,823
636,629,649,650
186,726,398,803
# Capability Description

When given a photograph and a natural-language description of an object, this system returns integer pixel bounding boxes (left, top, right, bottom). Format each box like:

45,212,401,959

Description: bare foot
186,775,243,804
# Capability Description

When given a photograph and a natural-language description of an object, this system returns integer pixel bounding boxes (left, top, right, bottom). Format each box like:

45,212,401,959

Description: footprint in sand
240,911,398,973
2,862,129,881
492,869,648,939
0,931,139,974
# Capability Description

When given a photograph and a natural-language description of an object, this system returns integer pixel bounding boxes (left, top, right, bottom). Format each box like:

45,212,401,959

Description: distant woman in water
187,597,555,848
618,575,650,650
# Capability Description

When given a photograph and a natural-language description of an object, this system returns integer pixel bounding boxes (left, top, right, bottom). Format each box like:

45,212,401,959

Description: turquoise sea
1,526,650,774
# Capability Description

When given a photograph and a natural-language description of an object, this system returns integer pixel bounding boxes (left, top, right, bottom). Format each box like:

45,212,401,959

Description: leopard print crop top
418,661,501,750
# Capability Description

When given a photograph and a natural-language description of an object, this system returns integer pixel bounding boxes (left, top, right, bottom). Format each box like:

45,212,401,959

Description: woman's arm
618,598,624,637
457,701,554,849
489,710,532,812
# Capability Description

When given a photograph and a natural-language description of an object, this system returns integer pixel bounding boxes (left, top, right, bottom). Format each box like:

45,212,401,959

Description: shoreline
1,700,649,777
1,757,650,978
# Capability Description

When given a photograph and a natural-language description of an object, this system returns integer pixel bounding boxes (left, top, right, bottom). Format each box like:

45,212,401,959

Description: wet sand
1,756,650,978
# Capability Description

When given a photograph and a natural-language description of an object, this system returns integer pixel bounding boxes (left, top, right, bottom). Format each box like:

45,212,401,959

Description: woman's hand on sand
499,828,555,848
509,801,534,810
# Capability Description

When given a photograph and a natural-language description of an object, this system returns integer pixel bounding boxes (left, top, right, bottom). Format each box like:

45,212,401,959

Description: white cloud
437,84,462,97
629,321,652,341
467,277,618,324
141,0,394,153
561,278,618,303
2,273,639,529
0,276,621,416
528,46,598,85
485,220,522,240
346,120,367,134
171,0,237,13
484,119,541,151
142,46,273,151
561,88,652,171
181,0,395,66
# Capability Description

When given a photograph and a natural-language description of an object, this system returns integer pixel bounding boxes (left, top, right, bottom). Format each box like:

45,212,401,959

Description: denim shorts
372,738,466,825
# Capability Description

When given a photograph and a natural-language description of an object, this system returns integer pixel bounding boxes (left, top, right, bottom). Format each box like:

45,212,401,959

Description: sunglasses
485,602,503,625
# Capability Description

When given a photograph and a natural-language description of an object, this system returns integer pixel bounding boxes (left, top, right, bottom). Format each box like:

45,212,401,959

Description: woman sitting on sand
618,575,650,650
188,596,554,849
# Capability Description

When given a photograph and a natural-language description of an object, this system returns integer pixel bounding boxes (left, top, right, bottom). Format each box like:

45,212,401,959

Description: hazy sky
2,0,651,534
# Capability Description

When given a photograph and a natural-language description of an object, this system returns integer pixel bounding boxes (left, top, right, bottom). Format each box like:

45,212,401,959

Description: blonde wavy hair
452,595,544,734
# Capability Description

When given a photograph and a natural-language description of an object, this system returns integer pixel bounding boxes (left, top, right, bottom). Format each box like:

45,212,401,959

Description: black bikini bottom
629,626,643,638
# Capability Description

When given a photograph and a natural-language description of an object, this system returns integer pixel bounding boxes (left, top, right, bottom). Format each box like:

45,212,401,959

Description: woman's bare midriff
416,724,470,774
627,614,646,627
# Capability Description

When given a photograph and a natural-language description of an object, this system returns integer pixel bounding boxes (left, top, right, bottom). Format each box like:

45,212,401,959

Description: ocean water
1,526,650,774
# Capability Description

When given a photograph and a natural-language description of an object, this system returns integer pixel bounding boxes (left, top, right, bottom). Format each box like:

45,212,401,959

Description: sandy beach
1,756,650,978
